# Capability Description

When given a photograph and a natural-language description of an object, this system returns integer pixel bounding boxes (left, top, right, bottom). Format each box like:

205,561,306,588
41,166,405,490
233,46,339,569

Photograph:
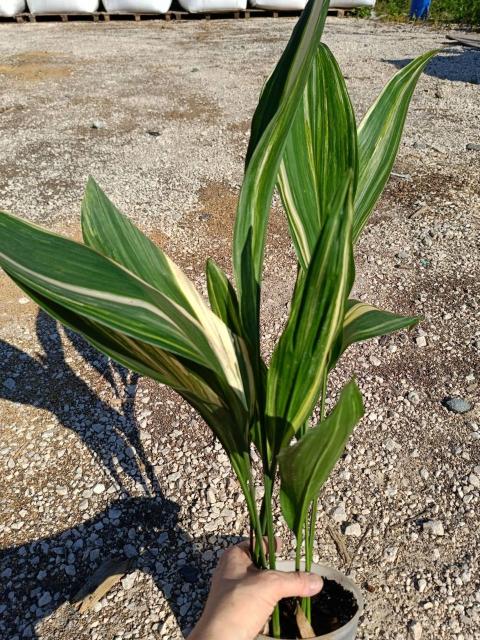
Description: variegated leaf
266,176,354,454
233,0,331,355
277,43,358,271
7,273,251,461
279,379,364,535
353,50,438,242
341,299,420,354
0,211,246,409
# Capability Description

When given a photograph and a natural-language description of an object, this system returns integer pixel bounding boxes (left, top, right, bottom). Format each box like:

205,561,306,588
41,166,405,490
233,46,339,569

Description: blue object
410,0,431,19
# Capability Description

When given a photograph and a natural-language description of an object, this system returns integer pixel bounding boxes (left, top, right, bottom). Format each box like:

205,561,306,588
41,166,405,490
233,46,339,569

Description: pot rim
257,560,363,640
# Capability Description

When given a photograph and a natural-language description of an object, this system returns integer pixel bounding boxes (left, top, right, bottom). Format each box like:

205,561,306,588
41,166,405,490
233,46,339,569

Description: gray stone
38,592,52,608
416,578,427,593
423,520,444,536
442,397,472,414
121,572,136,590
124,544,138,558
344,523,361,537
332,505,347,523
383,546,398,563
469,473,480,489
3,378,16,390
409,621,423,639
407,391,421,406
93,483,106,494
466,143,480,151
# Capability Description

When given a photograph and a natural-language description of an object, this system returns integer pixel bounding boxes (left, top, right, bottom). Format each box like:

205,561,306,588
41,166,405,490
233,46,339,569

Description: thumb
261,570,323,601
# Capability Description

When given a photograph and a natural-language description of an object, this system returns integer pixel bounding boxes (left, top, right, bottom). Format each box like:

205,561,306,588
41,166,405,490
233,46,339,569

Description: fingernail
307,574,323,595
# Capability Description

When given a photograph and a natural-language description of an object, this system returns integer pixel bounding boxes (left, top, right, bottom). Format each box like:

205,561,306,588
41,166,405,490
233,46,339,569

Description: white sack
0,1,26,16
249,0,306,9
329,0,375,8
27,0,99,12
178,0,246,13
103,0,171,11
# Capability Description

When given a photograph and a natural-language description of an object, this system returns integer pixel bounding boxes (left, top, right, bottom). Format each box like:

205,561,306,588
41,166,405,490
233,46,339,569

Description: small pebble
93,483,106,494
423,520,444,536
344,523,362,537
442,397,472,414
38,592,52,608
409,620,423,639
370,355,381,366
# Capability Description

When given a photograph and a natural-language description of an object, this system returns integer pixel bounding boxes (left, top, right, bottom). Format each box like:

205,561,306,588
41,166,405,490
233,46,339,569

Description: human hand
188,539,323,640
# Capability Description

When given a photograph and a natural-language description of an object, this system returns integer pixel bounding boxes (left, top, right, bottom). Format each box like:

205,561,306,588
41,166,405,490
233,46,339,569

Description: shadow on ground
0,310,235,638
388,47,480,84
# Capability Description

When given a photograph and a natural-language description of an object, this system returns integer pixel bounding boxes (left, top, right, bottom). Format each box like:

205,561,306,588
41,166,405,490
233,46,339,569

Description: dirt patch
163,92,220,123
0,51,73,82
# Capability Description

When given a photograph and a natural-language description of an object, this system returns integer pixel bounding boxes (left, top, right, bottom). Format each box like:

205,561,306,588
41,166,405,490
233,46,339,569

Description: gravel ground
1,15,479,640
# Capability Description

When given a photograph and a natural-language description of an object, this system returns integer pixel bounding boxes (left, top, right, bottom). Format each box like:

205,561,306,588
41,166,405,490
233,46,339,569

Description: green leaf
353,50,438,242
6,270,253,466
81,179,257,418
206,258,244,339
279,380,364,535
81,177,195,314
266,175,355,454
0,211,246,409
341,299,420,354
233,0,331,355
277,43,358,271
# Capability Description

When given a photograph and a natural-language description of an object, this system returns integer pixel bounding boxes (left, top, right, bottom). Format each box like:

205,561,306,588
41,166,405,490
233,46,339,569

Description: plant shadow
0,310,238,638
388,47,480,84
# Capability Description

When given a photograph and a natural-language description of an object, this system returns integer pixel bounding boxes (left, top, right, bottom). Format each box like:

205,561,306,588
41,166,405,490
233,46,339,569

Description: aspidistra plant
0,0,435,636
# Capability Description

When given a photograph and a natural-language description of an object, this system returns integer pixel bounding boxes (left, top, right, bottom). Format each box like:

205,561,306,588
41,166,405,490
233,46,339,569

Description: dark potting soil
276,578,358,638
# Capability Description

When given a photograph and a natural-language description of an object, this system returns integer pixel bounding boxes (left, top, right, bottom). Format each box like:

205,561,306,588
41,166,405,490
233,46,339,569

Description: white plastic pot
26,0,99,13
0,0,26,16
257,561,363,640
178,0,246,13
102,0,172,11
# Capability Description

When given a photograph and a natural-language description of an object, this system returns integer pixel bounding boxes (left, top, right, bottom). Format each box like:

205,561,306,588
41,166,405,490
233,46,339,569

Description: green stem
302,370,328,622
232,453,266,569
295,526,303,572
263,469,281,637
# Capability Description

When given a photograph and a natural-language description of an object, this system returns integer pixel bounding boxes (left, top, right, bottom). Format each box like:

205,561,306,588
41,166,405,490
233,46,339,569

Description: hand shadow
1,309,239,638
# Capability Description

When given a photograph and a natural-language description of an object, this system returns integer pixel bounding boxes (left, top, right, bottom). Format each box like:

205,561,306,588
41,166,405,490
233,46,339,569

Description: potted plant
0,0,435,636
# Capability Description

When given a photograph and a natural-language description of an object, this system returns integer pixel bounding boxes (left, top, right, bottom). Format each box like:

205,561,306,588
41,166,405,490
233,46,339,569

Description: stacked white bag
250,0,373,9
102,0,171,11
249,0,305,10
0,0,26,16
26,0,99,12
178,0,246,13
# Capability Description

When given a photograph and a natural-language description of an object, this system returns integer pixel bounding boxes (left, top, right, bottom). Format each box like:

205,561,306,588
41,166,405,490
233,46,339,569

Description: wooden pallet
2,7,350,23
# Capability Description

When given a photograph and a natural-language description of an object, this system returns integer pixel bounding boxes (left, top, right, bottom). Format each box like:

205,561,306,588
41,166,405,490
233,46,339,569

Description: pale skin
189,539,323,640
